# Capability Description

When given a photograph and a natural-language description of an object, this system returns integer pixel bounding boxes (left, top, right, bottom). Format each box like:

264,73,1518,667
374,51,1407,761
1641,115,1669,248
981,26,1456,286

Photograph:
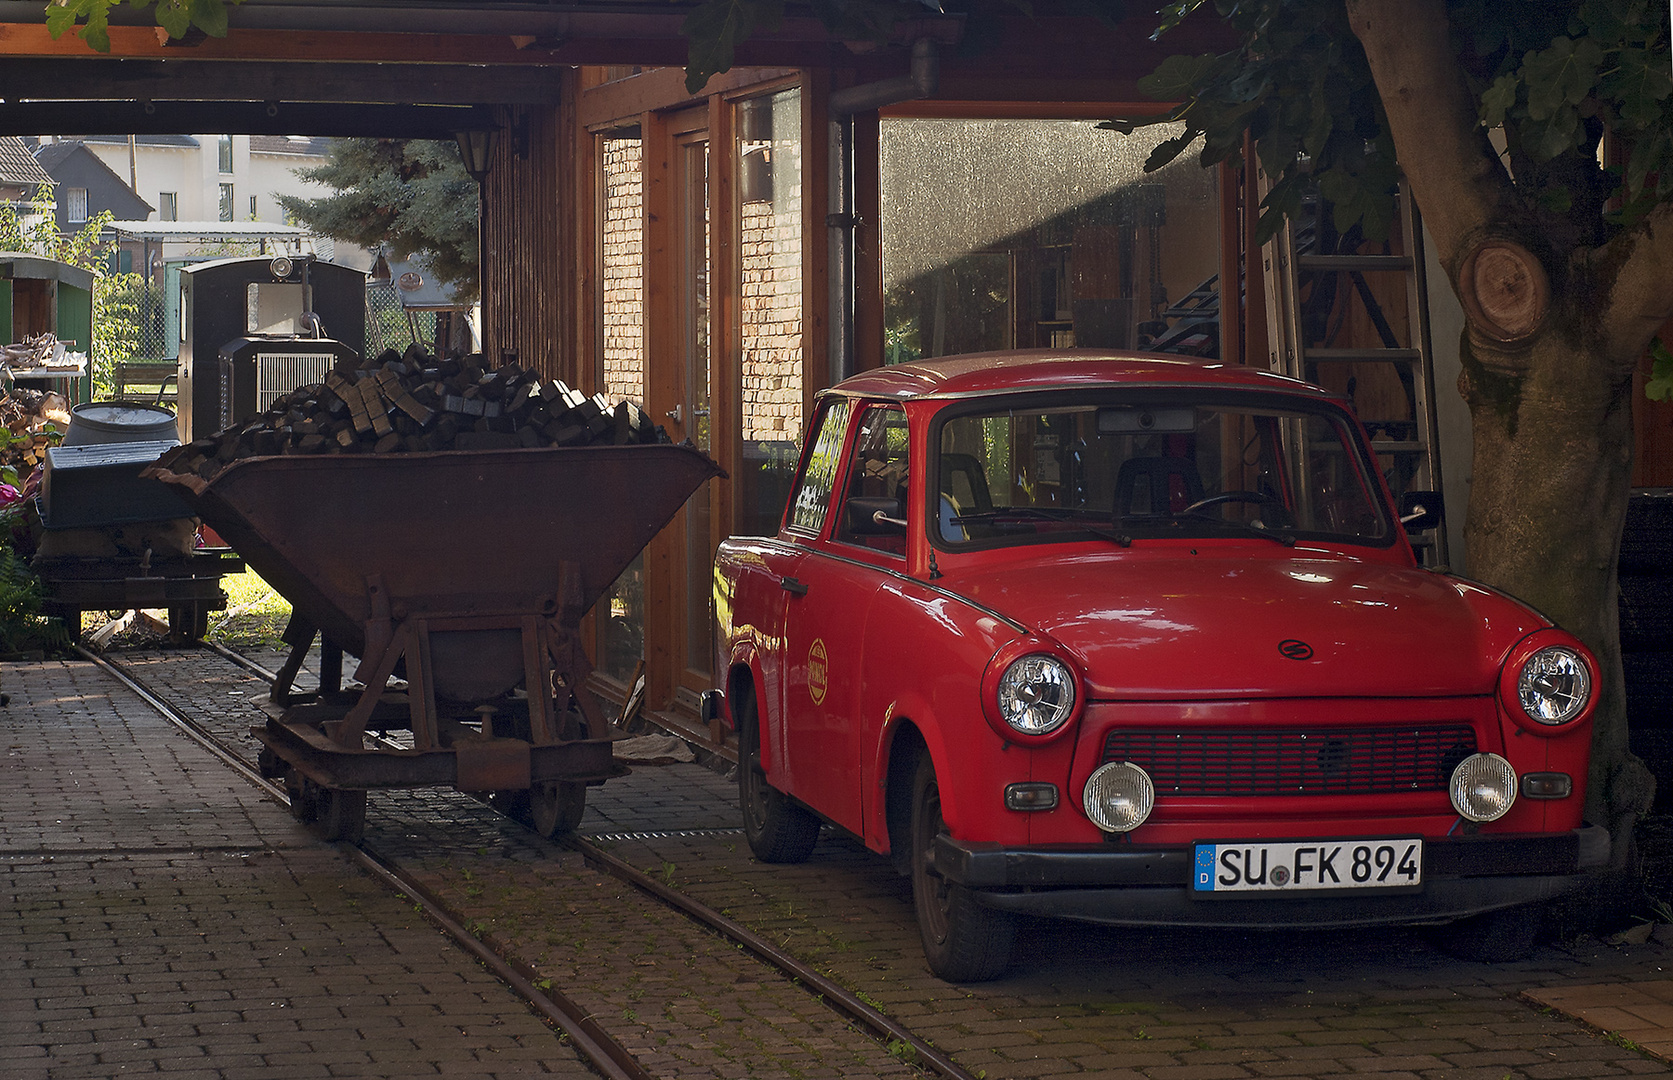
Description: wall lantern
455,128,497,184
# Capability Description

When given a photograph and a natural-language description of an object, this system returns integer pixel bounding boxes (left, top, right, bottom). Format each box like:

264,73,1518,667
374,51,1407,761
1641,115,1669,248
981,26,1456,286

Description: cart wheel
530,781,586,839
490,788,533,825
286,774,319,823
910,754,1015,982
315,788,367,844
256,747,287,780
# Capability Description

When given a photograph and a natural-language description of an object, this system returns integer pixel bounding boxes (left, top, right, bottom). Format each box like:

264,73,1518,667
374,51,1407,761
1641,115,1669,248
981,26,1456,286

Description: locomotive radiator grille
257,352,338,412
1101,725,1479,796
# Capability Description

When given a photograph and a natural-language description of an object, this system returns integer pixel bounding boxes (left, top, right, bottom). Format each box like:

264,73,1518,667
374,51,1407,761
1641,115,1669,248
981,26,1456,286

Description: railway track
88,642,980,1080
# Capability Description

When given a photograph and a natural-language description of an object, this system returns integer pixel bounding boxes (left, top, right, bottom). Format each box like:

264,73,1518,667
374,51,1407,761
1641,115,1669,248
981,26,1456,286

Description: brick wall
738,177,802,445
601,137,644,401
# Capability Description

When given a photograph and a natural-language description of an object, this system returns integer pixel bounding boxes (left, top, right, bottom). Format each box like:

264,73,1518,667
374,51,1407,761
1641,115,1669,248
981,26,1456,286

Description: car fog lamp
1082,761,1154,833
1517,646,1591,725
996,654,1076,736
1450,753,1517,822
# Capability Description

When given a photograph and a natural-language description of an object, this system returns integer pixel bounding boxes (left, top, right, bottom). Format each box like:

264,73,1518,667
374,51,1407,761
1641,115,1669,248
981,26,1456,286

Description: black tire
530,781,586,839
909,755,1015,982
1432,903,1544,962
738,692,819,863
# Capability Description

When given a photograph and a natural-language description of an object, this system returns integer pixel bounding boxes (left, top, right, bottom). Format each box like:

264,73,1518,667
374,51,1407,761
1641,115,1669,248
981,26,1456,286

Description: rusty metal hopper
152,444,722,663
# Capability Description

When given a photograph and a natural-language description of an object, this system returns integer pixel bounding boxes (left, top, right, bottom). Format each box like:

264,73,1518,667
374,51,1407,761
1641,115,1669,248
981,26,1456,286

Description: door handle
779,576,809,596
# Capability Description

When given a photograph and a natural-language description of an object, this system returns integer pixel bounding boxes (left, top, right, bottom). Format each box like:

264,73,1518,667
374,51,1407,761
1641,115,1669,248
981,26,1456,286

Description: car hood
948,548,1548,699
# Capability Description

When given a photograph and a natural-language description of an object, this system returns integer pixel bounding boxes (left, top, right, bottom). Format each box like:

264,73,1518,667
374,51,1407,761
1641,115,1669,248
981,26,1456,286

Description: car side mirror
1399,491,1444,533
846,495,906,535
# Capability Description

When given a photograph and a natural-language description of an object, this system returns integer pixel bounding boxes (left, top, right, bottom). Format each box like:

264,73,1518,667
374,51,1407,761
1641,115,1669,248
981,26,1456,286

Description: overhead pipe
830,37,940,116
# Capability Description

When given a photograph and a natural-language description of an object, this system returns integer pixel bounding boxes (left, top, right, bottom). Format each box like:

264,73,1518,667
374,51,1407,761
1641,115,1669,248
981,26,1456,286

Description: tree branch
1602,201,1673,360
1345,0,1511,271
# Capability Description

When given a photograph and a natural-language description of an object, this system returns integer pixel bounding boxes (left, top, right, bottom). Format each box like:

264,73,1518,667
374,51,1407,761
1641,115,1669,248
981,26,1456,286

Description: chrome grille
1101,726,1478,796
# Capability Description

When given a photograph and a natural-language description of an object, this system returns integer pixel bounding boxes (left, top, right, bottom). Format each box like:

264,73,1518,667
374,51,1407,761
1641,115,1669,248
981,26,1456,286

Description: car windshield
934,392,1392,548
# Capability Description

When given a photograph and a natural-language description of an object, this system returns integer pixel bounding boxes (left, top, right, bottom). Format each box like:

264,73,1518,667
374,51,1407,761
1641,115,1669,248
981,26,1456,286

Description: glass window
158,192,178,221
835,405,910,556
218,135,233,175
596,126,646,685
65,187,87,223
218,183,234,222
934,391,1390,549
880,119,1220,362
787,398,854,535
736,87,803,537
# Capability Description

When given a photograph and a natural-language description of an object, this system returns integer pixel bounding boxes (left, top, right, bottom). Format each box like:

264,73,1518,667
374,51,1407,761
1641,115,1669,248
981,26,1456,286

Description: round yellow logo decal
808,638,829,705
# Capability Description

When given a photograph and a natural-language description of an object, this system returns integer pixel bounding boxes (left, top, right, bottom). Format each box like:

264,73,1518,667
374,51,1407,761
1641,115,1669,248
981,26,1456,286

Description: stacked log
161,345,668,483
1,387,69,477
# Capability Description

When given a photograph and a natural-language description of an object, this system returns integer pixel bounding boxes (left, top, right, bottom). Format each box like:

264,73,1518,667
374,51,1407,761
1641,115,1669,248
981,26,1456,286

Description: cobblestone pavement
11,645,1673,1080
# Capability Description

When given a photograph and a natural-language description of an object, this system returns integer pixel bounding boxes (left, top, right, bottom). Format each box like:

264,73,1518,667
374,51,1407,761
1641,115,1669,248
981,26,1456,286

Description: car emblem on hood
1278,639,1314,661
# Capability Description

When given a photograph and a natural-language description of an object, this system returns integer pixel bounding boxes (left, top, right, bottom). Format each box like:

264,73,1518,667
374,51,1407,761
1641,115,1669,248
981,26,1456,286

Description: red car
709,351,1603,981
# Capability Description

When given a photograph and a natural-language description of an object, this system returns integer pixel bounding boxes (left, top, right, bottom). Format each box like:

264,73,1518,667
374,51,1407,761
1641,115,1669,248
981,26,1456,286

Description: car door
778,402,910,834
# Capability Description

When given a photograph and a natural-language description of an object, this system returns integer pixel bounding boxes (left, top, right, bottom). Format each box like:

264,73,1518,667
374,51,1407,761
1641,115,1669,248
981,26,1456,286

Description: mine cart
151,444,721,842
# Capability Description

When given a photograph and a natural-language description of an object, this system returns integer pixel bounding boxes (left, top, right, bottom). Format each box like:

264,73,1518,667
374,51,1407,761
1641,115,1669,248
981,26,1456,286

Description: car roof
824,350,1339,403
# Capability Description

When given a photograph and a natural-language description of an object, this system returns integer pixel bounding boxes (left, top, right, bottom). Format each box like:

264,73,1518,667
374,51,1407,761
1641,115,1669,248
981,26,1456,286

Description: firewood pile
1,387,69,476
3,332,72,370
163,345,670,483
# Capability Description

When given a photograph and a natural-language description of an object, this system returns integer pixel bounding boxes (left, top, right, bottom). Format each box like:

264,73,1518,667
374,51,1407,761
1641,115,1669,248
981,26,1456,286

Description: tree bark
1348,0,1666,857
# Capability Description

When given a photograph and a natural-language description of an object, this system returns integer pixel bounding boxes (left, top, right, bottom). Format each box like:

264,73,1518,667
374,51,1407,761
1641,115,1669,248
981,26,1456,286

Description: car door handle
779,576,809,596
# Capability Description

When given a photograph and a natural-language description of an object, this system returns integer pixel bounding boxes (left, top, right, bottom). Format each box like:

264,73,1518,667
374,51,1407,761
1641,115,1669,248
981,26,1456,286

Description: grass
206,568,292,649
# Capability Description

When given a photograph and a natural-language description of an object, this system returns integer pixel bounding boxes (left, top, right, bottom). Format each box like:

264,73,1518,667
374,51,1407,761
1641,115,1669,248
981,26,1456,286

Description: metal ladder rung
1297,254,1414,271
1303,348,1422,363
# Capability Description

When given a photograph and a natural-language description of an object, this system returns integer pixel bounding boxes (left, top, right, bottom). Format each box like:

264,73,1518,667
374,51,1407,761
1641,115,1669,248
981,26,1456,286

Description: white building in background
32,134,371,271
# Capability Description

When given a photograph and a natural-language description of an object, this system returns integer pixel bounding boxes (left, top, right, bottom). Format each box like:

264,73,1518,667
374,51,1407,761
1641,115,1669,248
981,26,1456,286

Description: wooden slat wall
481,101,580,384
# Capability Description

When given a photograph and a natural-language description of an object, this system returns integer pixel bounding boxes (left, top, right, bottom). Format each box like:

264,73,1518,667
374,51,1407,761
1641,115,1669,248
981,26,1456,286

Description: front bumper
934,825,1610,928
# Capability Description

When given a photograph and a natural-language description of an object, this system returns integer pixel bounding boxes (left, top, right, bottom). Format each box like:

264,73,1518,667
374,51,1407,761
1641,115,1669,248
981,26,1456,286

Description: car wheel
738,693,820,863
910,754,1015,982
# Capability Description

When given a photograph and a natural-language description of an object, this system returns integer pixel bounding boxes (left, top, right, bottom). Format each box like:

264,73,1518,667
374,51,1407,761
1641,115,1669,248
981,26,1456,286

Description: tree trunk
1347,0,1666,860
1461,329,1655,861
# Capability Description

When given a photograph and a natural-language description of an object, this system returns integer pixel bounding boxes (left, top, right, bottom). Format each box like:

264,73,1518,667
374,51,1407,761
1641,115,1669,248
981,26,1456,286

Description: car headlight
996,654,1077,736
1517,646,1591,725
1083,761,1154,832
1450,753,1517,822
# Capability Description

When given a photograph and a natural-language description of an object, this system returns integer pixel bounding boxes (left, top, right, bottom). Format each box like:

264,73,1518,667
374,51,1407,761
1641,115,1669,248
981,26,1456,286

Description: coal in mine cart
150,443,722,843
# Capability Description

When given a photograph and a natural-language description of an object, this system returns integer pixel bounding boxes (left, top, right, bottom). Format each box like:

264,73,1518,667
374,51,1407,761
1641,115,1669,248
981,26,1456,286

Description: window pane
218,183,234,222
737,87,803,537
159,192,177,221
788,398,853,534
881,119,1220,362
597,127,645,685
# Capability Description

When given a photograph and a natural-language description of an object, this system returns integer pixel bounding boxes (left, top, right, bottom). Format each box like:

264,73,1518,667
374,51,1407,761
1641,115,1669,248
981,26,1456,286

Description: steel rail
123,643,977,1080
82,646,654,1080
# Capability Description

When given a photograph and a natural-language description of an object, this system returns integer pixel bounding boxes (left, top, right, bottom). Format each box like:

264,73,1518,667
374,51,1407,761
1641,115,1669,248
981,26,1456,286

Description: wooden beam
0,99,492,138
0,59,563,106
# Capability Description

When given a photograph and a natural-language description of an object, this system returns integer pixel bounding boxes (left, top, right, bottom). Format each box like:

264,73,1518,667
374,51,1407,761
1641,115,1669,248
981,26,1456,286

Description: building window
735,87,803,537
159,192,178,221
880,118,1219,362
218,135,233,175
249,195,258,219
218,183,234,222
65,187,87,223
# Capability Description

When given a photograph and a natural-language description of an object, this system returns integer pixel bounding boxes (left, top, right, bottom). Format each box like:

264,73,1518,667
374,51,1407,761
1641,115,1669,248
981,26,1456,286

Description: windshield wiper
1176,512,1297,547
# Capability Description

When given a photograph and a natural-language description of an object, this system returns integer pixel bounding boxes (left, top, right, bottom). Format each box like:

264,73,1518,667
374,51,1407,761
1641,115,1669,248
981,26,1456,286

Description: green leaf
154,0,193,40
191,0,230,38
1647,338,1673,402
1137,54,1219,101
682,0,783,94
1481,74,1521,127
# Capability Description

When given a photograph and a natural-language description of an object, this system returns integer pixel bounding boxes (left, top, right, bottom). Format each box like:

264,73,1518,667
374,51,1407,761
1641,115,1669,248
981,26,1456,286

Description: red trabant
710,351,1604,981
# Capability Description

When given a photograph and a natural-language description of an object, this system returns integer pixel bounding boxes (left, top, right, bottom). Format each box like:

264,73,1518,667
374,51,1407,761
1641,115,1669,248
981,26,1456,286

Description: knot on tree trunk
1458,238,1550,346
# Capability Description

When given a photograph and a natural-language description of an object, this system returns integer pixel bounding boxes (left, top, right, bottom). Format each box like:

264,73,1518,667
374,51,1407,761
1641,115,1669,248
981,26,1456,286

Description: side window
836,405,910,556
787,398,854,534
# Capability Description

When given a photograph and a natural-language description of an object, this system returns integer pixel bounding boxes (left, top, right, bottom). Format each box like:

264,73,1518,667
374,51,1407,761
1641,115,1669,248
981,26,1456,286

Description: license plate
1192,838,1423,894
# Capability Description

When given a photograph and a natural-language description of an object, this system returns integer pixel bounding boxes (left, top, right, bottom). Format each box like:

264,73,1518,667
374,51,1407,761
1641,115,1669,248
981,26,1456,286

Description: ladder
1258,166,1449,568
